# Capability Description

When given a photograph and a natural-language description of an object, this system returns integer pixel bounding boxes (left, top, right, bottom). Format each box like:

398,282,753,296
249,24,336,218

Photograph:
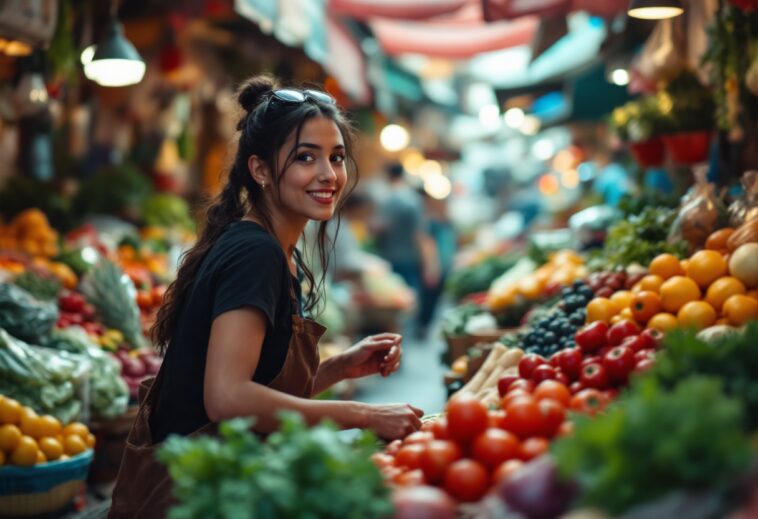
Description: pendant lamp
83,20,145,87
628,0,684,19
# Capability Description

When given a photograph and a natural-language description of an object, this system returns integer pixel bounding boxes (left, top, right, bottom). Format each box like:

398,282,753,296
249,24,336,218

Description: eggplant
497,455,578,519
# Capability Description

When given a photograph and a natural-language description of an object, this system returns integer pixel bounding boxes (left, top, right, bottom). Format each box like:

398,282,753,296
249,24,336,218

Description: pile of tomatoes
372,384,581,504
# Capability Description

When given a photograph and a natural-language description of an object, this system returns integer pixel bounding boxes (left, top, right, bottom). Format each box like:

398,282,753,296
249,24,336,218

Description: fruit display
0,209,59,259
0,395,94,467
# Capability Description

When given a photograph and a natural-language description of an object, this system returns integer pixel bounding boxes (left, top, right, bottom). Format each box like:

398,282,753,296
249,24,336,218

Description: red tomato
443,459,490,502
371,452,396,469
532,364,558,383
472,428,521,468
395,444,425,470
393,469,426,487
419,440,462,484
555,347,583,380
518,354,547,379
429,418,450,440
487,409,508,429
385,439,402,456
508,379,535,393
533,380,571,406
519,437,549,461
580,362,609,390
446,394,489,445
620,335,646,353
537,398,566,438
602,345,635,384
640,328,664,349
570,389,606,416
606,320,640,346
575,321,608,353
500,389,532,410
492,459,524,485
497,375,520,397
502,396,543,439
404,431,434,445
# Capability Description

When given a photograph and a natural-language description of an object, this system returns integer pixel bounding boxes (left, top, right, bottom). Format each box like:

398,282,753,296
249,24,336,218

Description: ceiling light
84,21,146,87
521,115,541,136
423,174,452,200
610,68,630,86
504,108,526,129
628,0,683,20
478,104,501,130
380,124,410,152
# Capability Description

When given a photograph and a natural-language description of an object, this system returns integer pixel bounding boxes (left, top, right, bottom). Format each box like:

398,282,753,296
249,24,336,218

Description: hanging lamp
83,18,145,87
628,0,684,19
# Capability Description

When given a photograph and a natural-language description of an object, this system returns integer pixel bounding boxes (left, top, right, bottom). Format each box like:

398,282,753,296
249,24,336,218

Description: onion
392,485,456,519
497,455,578,519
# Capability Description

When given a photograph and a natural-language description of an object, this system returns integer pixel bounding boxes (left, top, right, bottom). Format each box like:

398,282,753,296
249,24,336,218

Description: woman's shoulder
214,221,287,264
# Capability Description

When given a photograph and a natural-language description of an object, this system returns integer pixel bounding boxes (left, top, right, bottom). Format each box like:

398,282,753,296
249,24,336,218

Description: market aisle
352,325,448,416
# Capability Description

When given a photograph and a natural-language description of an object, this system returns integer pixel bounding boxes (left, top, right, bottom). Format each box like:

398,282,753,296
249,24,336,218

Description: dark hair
151,74,358,353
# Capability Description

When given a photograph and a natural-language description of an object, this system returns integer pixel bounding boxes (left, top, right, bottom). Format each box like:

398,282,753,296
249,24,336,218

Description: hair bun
237,75,279,113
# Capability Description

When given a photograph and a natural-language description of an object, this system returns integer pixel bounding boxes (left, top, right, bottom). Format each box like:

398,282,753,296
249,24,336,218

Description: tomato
446,394,488,444
569,381,584,394
502,396,543,439
472,428,521,468
639,328,664,349
519,437,549,461
602,345,635,384
371,452,396,469
634,349,655,363
136,291,154,310
533,380,571,406
509,379,535,393
487,409,508,429
570,389,606,415
619,335,646,353
634,357,656,373
606,320,640,346
492,459,524,485
393,469,426,487
500,389,532,410
554,347,583,380
518,354,547,379
429,418,450,440
497,375,520,397
555,371,570,386
419,440,462,484
151,284,168,306
536,398,566,438
404,431,434,445
395,444,425,470
443,459,490,502
386,439,402,455
532,365,558,383
630,291,661,323
574,321,608,353
580,362,609,390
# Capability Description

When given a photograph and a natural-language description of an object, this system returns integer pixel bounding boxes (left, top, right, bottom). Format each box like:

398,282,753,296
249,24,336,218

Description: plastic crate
0,450,93,517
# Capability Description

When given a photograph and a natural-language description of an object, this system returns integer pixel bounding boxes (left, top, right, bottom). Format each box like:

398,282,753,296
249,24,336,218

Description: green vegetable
440,303,487,338
445,254,520,301
141,193,195,230
158,413,393,519
0,282,59,343
650,322,758,431
12,271,62,302
587,207,689,270
553,376,751,515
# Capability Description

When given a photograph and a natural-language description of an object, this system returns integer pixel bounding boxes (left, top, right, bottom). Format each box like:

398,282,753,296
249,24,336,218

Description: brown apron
108,309,325,519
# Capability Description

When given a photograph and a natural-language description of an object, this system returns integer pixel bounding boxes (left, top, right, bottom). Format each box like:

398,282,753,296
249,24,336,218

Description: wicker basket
0,450,93,517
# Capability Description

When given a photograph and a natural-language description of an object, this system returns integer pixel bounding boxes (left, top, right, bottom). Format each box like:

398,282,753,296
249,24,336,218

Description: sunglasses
270,89,336,105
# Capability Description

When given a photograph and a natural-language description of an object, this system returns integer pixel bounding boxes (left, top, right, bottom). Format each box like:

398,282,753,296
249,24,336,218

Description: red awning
482,0,628,20
328,0,468,20
324,15,372,105
370,16,538,58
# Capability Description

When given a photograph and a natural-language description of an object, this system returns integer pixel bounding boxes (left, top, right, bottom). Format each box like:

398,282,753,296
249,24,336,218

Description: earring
260,182,265,188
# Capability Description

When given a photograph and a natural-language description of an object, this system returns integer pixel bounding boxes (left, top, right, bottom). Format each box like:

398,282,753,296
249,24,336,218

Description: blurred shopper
418,190,457,338
109,76,423,518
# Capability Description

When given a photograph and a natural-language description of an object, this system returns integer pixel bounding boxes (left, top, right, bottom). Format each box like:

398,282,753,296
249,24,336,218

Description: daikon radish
455,343,507,396
477,348,524,396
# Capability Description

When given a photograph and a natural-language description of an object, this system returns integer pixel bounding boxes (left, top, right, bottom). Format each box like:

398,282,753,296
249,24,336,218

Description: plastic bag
669,167,729,251
728,171,758,227
0,282,58,344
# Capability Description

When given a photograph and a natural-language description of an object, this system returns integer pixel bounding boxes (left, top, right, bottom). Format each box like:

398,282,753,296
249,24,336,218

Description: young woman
108,75,423,518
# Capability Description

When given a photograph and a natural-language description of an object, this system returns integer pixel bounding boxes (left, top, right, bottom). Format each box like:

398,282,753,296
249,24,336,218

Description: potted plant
610,97,668,168
658,72,716,164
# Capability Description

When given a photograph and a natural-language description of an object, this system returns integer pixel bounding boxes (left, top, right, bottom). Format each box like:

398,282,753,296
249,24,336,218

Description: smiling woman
107,75,425,519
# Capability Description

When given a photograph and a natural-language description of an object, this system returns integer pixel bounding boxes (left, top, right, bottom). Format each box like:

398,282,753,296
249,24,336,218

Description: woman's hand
339,333,403,380
365,403,424,440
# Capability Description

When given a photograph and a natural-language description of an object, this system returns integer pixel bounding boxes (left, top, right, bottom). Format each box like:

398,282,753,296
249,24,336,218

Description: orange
705,277,746,312
677,301,717,331
649,254,685,279
631,291,662,324
660,276,702,313
705,228,735,252
38,437,63,461
85,433,96,449
648,313,679,332
748,289,758,300
610,290,634,312
37,415,61,437
19,411,45,438
518,277,542,299
0,398,22,425
586,297,620,324
722,295,758,326
62,422,89,440
10,436,38,467
63,434,87,456
0,424,22,452
638,275,664,293
36,450,46,464
686,250,729,289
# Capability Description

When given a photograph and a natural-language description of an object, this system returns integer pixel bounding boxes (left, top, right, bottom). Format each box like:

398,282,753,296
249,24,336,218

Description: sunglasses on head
269,88,336,106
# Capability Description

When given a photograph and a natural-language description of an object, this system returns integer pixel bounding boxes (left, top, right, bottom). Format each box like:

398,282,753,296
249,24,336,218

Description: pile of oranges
0,395,94,467
585,228,758,332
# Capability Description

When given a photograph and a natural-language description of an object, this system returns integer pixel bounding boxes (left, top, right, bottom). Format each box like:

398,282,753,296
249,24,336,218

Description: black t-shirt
151,221,300,442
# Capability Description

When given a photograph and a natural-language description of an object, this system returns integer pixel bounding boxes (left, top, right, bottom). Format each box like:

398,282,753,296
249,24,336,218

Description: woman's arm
203,308,422,438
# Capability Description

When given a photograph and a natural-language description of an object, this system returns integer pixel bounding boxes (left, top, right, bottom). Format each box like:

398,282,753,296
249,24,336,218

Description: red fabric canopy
328,0,467,20
370,16,538,58
482,0,628,20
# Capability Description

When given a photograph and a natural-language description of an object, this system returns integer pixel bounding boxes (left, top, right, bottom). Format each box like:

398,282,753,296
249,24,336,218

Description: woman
109,75,423,518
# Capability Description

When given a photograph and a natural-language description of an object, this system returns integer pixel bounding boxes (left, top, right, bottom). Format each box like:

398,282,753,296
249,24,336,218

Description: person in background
108,76,423,518
417,189,457,339
372,163,429,314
